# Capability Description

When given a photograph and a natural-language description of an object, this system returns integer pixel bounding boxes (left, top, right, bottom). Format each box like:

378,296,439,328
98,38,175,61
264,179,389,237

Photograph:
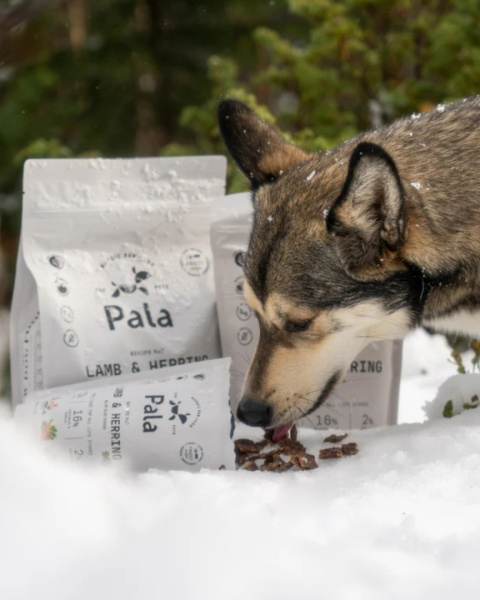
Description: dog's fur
218,96,480,430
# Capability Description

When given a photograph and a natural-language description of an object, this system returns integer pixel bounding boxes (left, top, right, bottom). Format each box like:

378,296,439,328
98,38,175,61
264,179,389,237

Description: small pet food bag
15,358,235,471
210,193,403,429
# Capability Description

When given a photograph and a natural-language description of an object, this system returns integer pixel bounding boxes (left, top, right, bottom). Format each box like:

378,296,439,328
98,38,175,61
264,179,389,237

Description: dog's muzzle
236,397,272,428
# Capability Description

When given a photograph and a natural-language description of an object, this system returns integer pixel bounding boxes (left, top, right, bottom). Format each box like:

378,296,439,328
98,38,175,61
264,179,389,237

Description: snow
2,328,480,599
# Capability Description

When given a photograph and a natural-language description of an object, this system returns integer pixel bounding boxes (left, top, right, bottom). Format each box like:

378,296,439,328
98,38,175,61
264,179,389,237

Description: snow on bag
10,156,226,407
210,192,403,429
15,358,235,471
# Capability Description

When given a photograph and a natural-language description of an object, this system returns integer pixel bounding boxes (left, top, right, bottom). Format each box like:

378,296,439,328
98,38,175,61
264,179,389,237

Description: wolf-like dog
218,96,480,437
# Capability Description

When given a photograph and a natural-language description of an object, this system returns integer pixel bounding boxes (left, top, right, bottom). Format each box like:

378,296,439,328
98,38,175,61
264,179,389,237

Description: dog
218,96,480,438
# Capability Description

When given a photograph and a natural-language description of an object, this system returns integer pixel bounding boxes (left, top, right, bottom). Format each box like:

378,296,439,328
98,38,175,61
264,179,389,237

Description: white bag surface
11,156,226,406
210,192,402,429
15,358,234,471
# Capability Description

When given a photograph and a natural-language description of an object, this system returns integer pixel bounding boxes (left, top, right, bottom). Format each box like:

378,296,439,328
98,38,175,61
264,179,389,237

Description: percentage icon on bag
63,329,79,348
72,410,83,427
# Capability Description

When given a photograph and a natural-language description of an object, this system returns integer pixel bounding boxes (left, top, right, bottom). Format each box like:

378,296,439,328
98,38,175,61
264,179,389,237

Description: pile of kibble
234,426,358,472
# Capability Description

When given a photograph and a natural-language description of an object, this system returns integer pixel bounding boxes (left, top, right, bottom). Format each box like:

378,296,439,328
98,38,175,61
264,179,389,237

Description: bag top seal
23,156,227,214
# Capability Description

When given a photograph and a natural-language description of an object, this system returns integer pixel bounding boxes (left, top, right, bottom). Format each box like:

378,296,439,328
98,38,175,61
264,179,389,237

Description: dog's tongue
272,423,292,443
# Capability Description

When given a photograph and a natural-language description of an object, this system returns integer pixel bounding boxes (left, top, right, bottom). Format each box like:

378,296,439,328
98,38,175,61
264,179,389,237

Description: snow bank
2,328,480,599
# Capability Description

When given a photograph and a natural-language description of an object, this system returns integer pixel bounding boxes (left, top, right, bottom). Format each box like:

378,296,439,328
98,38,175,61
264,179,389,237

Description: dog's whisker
229,367,247,377
230,353,251,368
300,388,323,397
352,312,407,328
329,390,354,405
286,398,300,431
292,399,320,429
354,334,401,341
298,393,350,423
296,394,316,406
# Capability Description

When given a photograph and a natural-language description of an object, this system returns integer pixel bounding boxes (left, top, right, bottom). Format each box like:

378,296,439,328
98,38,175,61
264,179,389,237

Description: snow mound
2,399,480,599
424,373,480,420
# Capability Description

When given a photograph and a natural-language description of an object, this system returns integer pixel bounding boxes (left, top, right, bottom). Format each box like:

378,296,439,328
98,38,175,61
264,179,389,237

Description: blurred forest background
1,0,480,378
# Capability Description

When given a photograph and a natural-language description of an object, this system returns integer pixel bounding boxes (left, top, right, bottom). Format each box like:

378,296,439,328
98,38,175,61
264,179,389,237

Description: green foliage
443,339,480,418
443,400,453,419
3,0,480,273
167,0,480,187
463,395,479,410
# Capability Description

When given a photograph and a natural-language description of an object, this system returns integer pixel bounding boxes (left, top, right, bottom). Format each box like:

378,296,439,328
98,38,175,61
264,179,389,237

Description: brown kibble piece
235,452,250,467
319,447,343,459
324,433,348,444
275,461,294,473
278,438,306,456
235,421,336,472
260,457,286,472
341,442,359,456
300,453,318,470
218,464,226,470
234,438,268,454
248,448,282,462
290,453,318,470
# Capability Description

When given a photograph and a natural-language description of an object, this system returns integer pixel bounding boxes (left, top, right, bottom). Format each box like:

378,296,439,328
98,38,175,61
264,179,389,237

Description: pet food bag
15,358,235,471
210,192,403,429
11,156,226,407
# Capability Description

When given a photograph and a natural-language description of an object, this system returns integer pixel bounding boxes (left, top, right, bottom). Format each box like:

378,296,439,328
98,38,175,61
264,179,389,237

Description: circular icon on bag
236,303,251,321
237,327,253,346
180,442,204,465
63,329,79,348
180,248,209,276
60,305,74,323
56,279,69,296
234,250,246,268
48,255,64,269
234,276,244,295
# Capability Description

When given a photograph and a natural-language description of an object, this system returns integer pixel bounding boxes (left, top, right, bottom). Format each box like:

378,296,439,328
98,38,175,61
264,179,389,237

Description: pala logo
169,400,190,425
111,267,151,297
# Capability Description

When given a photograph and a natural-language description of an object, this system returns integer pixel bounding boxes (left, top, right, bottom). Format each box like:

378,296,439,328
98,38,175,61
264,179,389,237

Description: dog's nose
236,397,272,427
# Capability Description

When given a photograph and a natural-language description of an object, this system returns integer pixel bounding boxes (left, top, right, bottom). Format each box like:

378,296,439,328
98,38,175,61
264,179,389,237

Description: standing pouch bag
11,156,226,406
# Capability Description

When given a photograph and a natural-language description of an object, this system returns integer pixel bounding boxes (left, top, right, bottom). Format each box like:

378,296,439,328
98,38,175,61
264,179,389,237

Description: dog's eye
284,319,312,333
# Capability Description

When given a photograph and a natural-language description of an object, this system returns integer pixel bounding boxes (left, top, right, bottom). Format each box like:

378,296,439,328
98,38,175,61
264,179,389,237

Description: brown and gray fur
218,97,480,430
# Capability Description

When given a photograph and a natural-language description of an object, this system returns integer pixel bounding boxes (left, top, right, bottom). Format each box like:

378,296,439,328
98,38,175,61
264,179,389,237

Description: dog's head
218,100,417,434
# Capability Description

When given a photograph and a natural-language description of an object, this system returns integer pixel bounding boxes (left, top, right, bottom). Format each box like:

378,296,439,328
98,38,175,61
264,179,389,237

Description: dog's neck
401,208,480,331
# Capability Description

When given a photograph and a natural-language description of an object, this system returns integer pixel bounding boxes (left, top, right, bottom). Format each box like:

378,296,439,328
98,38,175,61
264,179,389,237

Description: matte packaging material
11,156,226,406
15,358,235,471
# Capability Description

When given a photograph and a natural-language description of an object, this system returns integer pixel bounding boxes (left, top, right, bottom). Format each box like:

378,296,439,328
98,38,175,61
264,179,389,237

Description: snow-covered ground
2,328,480,599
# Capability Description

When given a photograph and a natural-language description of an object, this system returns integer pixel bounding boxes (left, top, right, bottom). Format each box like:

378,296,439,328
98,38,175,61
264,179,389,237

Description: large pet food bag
211,193,403,429
11,156,226,406
15,358,235,471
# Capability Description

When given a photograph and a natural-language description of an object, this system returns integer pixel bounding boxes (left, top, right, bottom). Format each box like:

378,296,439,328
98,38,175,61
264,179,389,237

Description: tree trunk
68,0,87,50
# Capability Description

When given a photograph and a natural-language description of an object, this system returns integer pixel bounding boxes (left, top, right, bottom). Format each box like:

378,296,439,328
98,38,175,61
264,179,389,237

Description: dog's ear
218,99,307,188
326,142,405,279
